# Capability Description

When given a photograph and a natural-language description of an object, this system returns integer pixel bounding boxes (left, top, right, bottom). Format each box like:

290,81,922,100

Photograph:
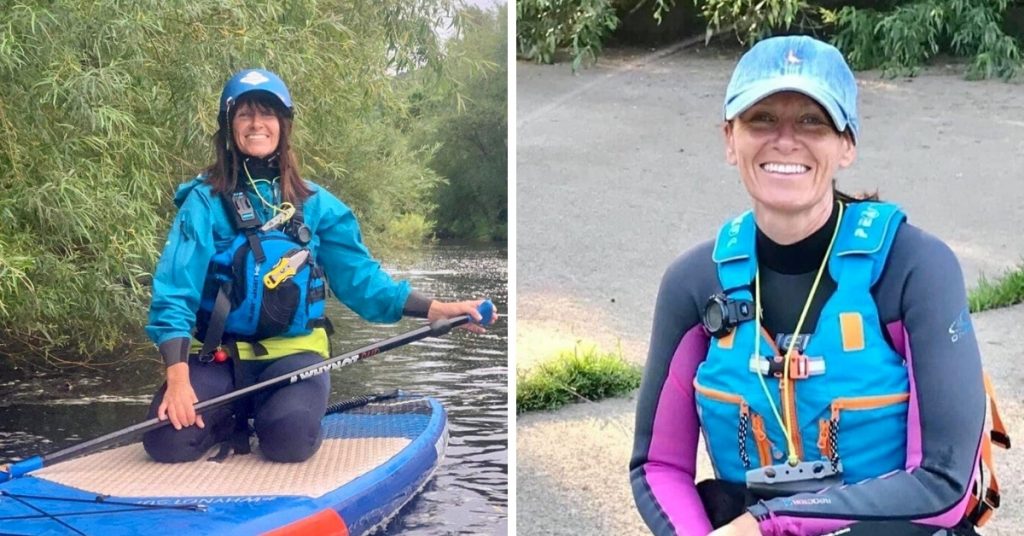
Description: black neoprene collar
755,201,841,275
238,154,280,182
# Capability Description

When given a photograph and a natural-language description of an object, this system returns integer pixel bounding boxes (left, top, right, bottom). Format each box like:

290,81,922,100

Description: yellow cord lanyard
243,161,294,228
752,201,844,467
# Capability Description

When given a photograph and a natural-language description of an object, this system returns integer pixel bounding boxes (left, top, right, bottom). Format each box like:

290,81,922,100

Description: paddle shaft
1,314,473,479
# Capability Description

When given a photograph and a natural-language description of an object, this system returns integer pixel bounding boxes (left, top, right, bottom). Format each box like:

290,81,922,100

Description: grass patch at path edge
517,343,642,413
969,263,1024,313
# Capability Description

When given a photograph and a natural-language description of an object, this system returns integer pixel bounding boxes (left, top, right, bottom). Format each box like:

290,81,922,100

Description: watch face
296,225,312,244
704,299,725,332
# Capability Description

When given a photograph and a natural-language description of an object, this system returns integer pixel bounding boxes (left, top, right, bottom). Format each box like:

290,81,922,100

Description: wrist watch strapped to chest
702,293,756,338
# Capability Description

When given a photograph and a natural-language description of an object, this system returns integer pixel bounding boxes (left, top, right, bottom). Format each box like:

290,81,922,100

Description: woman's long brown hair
834,181,880,203
203,92,312,205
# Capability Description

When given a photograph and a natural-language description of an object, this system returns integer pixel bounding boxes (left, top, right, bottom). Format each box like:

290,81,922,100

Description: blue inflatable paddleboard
0,394,447,535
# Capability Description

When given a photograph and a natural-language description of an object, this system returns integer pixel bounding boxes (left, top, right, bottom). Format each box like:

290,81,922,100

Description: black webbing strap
199,285,232,360
204,340,253,463
245,229,264,264
227,341,252,456
307,285,326,304
285,194,306,232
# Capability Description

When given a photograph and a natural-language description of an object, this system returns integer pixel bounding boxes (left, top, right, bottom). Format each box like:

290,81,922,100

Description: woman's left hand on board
428,299,497,334
709,513,762,536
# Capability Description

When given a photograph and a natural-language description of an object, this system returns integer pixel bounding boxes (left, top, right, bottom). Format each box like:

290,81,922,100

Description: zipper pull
817,419,830,452
751,414,767,441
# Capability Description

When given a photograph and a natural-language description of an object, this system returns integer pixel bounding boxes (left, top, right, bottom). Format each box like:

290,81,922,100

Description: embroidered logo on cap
240,71,270,85
786,50,801,64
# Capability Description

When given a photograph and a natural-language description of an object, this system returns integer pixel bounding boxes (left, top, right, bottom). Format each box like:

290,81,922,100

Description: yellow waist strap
191,328,330,361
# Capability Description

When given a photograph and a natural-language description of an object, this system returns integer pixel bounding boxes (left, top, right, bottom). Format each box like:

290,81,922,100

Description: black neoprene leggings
141,352,330,463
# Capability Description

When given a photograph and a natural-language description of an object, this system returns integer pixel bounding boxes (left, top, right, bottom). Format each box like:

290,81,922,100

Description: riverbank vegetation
517,343,643,413
517,0,1024,79
0,1,506,363
414,6,509,241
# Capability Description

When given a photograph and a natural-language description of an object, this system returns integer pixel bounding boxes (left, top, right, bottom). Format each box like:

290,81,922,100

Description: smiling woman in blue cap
141,68,496,464
630,36,1005,535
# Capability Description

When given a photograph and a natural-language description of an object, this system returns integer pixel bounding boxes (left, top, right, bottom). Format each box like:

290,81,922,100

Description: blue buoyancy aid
197,191,327,343
694,202,909,485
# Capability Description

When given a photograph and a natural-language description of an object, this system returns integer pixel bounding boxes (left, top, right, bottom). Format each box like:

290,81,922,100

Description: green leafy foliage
651,0,681,25
0,0,487,363
697,0,1022,79
698,0,809,44
517,0,620,70
824,0,1022,79
518,0,1023,79
421,6,508,241
376,212,436,252
517,343,643,413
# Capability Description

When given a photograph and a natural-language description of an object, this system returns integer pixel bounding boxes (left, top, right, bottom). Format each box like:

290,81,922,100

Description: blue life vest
694,202,909,485
198,191,327,343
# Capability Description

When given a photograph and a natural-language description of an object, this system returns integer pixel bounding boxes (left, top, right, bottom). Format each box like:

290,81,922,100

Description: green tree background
517,0,1024,79
418,5,508,241
0,0,508,364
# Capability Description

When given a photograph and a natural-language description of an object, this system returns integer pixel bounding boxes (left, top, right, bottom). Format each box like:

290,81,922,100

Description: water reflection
0,244,508,536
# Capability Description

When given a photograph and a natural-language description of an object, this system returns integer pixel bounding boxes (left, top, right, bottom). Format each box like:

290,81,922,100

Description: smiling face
724,91,856,216
231,100,281,158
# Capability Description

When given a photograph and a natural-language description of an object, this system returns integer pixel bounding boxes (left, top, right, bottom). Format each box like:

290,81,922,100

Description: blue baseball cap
219,68,293,118
723,35,859,143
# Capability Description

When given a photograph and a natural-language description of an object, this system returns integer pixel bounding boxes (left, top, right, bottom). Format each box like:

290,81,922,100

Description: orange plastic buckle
788,353,810,379
767,354,810,380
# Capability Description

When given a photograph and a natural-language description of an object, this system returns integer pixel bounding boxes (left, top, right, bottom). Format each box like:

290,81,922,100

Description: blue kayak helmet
219,68,293,150
220,68,293,118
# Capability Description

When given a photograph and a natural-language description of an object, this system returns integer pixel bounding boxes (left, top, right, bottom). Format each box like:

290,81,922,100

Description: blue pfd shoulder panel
695,202,909,484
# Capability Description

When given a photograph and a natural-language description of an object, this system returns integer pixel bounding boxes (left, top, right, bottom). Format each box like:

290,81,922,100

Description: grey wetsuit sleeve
749,225,987,535
630,241,719,536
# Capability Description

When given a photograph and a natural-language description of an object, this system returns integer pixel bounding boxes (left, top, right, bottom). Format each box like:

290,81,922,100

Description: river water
0,243,508,535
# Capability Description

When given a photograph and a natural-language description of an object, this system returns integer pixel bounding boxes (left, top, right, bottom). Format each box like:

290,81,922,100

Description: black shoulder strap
284,193,308,240
220,190,265,262
291,193,306,225
199,285,232,359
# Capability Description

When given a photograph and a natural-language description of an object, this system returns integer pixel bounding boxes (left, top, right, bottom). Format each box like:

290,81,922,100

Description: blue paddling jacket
146,175,412,366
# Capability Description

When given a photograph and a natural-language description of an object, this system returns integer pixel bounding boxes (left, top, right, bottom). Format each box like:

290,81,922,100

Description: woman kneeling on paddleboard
143,68,496,464
629,35,1007,536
